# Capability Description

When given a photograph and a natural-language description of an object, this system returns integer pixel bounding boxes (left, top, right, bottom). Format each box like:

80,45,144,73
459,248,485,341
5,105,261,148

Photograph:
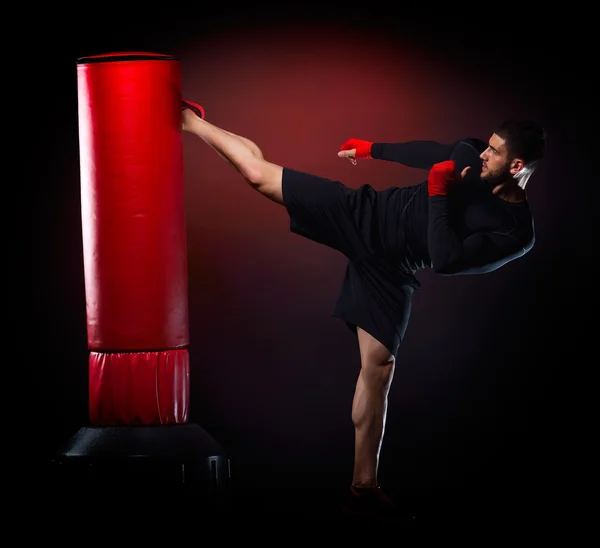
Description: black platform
51,423,231,511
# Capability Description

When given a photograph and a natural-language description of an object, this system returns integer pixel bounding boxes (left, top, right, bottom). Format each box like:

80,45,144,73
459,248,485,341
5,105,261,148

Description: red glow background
29,9,592,514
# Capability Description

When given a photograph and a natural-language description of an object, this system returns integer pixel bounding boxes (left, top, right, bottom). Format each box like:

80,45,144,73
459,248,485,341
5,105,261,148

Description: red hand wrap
428,160,458,196
339,138,373,159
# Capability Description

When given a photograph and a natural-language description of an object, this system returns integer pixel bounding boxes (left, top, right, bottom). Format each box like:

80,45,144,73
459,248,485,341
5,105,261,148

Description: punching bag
77,51,188,425
53,53,229,505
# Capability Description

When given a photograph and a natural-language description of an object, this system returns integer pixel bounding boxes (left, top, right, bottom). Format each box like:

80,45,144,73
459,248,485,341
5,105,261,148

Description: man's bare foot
181,100,205,132
181,108,202,132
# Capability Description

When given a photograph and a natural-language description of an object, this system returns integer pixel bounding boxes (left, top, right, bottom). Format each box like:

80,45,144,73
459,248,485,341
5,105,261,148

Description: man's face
479,133,511,183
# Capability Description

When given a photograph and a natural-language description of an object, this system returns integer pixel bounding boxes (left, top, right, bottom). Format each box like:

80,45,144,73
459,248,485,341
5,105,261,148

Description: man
180,100,546,520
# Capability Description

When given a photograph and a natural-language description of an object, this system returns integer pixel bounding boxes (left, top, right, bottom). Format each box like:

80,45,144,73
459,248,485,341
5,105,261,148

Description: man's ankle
351,484,378,494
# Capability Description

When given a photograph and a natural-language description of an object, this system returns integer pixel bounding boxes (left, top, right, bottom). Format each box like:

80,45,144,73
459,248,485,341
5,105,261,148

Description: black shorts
281,167,418,357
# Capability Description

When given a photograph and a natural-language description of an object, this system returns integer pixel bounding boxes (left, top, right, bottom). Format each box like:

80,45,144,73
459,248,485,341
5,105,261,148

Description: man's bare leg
182,107,284,204
352,327,395,487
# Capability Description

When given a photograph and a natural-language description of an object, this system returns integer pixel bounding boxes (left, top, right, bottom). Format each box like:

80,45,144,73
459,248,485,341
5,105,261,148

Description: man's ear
510,158,525,176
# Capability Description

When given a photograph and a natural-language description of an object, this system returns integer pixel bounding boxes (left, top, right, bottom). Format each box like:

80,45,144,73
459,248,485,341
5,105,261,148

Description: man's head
480,119,547,188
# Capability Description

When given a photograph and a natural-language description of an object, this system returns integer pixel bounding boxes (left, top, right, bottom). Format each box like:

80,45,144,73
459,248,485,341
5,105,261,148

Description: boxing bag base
51,423,231,509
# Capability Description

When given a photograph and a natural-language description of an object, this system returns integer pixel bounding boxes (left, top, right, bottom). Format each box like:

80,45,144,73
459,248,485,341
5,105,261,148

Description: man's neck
492,179,527,203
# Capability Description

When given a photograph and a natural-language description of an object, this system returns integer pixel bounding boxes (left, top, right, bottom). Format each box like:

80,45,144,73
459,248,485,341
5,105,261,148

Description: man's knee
358,328,393,362
240,156,265,185
362,351,395,382
357,328,395,385
244,160,283,204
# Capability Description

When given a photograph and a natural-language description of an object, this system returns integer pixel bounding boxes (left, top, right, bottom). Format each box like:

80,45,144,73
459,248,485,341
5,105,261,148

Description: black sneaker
341,486,416,523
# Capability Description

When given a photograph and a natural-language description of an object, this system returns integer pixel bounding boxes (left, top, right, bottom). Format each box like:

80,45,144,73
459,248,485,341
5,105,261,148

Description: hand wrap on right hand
428,160,458,197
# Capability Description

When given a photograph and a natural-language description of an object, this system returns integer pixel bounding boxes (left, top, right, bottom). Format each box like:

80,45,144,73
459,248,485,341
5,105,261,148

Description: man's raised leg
182,104,284,204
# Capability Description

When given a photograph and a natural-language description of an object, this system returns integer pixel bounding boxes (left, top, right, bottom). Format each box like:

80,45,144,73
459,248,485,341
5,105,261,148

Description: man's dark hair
494,119,547,164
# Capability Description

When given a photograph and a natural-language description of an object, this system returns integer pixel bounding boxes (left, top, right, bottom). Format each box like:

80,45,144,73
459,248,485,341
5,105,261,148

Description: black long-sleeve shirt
370,140,535,275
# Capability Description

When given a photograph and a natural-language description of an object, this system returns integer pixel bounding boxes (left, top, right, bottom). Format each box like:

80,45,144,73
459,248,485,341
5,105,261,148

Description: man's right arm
426,160,534,275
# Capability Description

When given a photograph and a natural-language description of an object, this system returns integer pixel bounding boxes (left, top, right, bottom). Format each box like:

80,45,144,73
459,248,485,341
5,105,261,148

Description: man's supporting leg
341,327,414,520
352,327,395,487
182,106,284,204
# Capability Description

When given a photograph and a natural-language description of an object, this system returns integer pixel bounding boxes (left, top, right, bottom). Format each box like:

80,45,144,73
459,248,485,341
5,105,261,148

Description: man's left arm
338,138,454,168
338,137,486,176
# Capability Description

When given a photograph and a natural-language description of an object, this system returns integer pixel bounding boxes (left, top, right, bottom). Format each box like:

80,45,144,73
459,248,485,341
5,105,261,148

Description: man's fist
428,160,471,196
338,138,373,164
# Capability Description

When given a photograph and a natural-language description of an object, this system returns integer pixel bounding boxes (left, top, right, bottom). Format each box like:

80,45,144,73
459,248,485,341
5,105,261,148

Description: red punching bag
54,53,229,505
77,52,189,425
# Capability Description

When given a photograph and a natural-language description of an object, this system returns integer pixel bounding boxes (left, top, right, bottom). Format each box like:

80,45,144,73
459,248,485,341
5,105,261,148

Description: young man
181,100,546,519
